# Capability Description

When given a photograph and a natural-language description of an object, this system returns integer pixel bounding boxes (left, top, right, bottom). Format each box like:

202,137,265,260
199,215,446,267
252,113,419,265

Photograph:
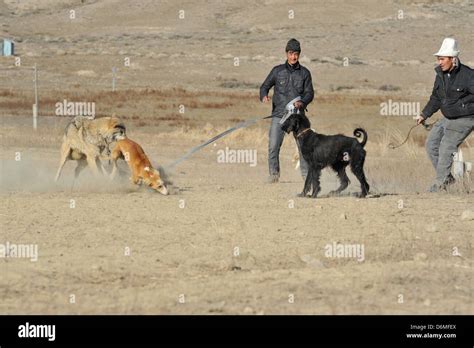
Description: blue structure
1,39,15,56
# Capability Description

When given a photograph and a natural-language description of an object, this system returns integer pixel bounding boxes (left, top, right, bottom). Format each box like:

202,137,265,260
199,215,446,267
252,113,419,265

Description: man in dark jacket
260,38,314,183
416,38,474,192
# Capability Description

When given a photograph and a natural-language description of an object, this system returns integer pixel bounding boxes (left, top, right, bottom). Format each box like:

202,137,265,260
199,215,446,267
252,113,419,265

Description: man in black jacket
260,39,314,183
415,38,474,191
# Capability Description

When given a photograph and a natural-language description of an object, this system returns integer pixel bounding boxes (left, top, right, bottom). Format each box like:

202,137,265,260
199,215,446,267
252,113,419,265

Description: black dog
280,114,370,198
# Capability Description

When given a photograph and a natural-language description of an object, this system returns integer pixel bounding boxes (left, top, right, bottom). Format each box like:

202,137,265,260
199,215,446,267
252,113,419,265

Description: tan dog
55,116,126,181
110,138,168,195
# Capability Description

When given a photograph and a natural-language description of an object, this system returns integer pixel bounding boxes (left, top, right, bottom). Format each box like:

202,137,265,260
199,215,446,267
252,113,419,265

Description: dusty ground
0,0,473,314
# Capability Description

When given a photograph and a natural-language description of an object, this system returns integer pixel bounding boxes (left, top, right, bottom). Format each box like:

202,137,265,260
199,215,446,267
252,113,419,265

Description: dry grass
0,88,250,121
2,120,471,194
1,87,472,194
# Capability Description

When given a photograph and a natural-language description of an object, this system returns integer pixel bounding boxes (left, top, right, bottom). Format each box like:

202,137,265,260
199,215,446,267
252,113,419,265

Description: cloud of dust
0,159,135,193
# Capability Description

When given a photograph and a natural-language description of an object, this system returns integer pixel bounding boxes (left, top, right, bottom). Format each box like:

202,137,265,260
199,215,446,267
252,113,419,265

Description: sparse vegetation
0,0,472,317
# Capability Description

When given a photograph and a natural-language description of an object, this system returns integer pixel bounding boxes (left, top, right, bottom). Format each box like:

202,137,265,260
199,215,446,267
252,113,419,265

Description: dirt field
1,0,473,314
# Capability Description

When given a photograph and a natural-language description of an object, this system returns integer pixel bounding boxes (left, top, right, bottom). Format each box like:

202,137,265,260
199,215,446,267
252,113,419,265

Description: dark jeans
268,116,308,177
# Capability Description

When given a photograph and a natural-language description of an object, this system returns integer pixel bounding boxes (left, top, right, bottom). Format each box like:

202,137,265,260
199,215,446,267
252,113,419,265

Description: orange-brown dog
110,138,168,195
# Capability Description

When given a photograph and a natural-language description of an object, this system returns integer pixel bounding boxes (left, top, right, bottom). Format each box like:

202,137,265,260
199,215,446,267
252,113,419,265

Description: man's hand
294,100,304,109
415,114,425,125
262,96,270,103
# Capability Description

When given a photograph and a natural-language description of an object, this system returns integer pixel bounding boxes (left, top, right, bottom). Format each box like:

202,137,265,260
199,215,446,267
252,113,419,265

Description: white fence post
33,63,38,130
32,104,37,130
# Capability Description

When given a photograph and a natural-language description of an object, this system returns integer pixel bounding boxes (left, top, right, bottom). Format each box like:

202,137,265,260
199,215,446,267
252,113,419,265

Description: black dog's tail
353,128,368,147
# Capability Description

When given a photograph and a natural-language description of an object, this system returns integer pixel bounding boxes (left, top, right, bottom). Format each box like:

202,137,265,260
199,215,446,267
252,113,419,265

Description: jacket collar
435,58,461,76
286,60,301,72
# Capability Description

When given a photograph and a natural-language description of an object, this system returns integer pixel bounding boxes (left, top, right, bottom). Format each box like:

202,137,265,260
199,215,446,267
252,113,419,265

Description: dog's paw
328,190,340,197
296,192,308,198
310,188,321,198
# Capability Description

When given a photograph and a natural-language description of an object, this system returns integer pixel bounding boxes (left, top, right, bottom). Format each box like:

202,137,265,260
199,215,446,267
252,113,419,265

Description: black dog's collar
296,128,312,138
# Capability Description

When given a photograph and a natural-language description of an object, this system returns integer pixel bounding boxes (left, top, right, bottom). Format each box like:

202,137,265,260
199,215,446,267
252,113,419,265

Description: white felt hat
434,38,459,57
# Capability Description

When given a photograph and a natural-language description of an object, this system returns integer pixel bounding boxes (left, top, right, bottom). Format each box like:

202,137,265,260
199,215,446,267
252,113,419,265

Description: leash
165,97,304,170
165,115,274,170
388,120,436,149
